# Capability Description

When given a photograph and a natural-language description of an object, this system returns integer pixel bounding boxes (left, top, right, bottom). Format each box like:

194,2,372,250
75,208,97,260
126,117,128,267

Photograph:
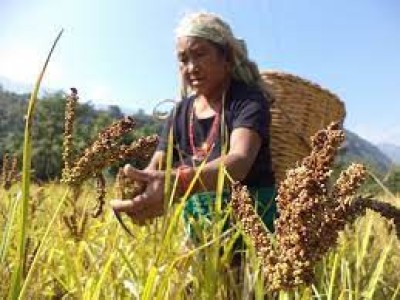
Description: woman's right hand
110,164,165,226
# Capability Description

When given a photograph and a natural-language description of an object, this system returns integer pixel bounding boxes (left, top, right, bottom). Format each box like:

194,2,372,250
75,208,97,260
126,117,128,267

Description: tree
0,87,161,181
386,167,400,194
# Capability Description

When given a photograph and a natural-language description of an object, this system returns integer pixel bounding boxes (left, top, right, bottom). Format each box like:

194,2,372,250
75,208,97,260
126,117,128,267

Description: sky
0,0,399,145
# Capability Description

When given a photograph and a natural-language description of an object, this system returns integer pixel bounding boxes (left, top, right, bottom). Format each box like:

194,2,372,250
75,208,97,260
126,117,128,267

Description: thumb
123,164,152,182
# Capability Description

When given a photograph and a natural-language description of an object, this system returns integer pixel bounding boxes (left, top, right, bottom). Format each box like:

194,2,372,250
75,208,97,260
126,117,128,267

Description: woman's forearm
190,127,261,192
192,152,253,192
172,128,261,195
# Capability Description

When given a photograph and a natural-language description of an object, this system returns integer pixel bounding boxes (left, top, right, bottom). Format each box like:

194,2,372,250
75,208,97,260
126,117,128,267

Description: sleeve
231,90,270,140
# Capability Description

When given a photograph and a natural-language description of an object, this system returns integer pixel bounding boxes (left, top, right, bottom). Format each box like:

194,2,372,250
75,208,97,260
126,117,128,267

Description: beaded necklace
188,98,222,162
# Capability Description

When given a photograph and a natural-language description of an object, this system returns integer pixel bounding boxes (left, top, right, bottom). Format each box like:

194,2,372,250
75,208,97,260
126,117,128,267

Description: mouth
189,78,205,87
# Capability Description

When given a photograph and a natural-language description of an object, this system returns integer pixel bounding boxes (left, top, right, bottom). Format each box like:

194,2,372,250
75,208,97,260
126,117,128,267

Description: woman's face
176,37,230,98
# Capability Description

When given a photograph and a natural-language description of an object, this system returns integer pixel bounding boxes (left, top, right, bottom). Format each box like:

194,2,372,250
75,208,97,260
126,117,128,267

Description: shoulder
177,95,194,112
224,80,271,138
225,80,271,118
226,80,270,111
169,95,194,121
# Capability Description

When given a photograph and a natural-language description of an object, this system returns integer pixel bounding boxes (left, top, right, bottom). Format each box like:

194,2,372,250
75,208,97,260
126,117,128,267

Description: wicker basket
260,71,346,183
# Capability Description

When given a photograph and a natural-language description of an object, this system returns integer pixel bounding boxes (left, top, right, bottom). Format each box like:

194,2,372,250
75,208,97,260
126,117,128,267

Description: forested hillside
0,86,398,193
339,129,393,174
0,86,162,180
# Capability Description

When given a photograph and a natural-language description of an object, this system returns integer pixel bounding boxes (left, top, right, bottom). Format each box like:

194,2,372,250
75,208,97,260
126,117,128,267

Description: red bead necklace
189,99,222,162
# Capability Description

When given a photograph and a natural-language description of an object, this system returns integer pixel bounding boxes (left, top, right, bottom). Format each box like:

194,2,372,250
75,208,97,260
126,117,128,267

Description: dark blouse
157,79,275,188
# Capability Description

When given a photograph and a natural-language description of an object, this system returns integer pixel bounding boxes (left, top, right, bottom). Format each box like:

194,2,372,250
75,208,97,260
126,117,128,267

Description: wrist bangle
177,165,194,195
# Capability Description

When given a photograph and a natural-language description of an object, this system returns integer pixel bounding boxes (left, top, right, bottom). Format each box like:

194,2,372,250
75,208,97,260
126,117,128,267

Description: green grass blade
278,291,291,300
357,215,373,268
156,227,232,298
391,282,400,300
327,252,339,300
363,235,393,300
311,284,323,299
163,126,174,207
160,159,207,253
300,287,313,300
214,113,228,214
17,188,69,299
141,266,158,300
0,192,20,264
91,252,116,299
8,29,64,300
344,259,353,300
117,248,138,278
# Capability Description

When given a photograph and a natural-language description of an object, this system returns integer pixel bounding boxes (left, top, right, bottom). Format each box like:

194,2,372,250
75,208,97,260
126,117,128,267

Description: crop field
1,31,400,300
1,182,399,299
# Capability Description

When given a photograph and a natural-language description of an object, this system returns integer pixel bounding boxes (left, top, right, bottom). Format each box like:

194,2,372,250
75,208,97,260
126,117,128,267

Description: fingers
123,164,153,182
111,199,143,225
110,194,147,214
130,193,149,212
129,211,147,226
110,199,134,213
110,194,152,226
111,167,164,227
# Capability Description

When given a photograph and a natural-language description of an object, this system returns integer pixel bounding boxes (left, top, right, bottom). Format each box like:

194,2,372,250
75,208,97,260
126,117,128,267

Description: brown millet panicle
2,153,10,189
331,163,367,202
114,168,125,199
348,197,400,239
2,153,18,190
117,135,158,200
273,122,346,289
61,102,158,219
92,172,106,217
118,135,159,162
8,154,18,185
23,238,40,277
324,163,368,233
230,122,373,291
1,153,19,190
63,210,89,241
230,182,278,287
31,187,45,217
62,88,79,181
114,167,146,200
64,116,136,186
312,163,367,270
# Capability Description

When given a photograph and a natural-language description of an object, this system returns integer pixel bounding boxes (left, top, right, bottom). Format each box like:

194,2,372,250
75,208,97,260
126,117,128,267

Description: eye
192,50,207,60
177,53,188,64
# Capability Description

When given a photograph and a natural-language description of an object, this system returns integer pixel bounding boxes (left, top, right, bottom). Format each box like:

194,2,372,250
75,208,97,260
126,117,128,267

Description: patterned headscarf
175,12,263,97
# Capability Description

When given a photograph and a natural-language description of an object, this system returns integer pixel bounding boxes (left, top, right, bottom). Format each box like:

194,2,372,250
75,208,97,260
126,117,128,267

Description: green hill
0,86,161,181
0,85,393,182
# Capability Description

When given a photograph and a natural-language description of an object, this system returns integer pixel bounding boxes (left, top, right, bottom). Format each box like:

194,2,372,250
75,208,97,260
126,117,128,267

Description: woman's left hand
110,164,165,226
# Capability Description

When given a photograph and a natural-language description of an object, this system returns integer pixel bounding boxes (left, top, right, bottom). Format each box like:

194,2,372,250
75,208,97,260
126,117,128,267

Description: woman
111,12,276,235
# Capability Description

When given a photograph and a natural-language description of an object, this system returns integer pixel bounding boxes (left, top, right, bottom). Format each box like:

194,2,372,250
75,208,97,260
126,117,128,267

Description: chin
189,86,206,96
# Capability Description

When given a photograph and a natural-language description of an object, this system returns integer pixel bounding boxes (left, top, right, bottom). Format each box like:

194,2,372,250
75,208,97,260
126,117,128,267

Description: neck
197,94,222,108
197,78,230,109
195,90,225,118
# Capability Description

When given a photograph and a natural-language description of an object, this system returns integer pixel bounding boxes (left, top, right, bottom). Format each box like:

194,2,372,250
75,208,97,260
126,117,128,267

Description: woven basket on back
260,71,346,183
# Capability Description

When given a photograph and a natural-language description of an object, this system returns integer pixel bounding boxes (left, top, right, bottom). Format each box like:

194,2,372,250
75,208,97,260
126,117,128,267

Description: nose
187,59,199,74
